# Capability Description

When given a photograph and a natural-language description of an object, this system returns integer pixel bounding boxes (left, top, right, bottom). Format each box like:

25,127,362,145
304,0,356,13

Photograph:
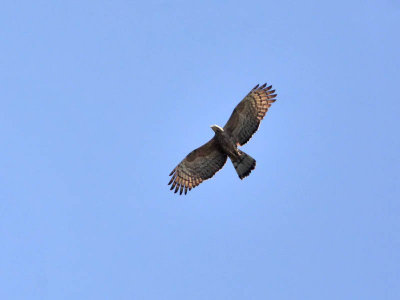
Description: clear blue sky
1,1,399,299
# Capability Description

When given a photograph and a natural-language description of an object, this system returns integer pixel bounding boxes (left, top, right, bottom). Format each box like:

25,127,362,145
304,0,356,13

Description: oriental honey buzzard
168,83,277,195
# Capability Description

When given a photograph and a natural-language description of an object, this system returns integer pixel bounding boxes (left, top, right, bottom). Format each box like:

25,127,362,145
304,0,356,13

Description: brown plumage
168,83,277,195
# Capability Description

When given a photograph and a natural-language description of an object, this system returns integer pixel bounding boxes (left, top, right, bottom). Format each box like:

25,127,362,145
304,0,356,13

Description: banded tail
230,150,256,179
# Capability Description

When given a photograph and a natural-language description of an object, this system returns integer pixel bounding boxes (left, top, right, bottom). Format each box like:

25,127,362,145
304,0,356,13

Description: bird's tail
230,150,256,179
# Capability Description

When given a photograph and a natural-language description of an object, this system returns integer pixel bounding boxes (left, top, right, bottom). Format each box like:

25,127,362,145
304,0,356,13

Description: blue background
1,1,399,299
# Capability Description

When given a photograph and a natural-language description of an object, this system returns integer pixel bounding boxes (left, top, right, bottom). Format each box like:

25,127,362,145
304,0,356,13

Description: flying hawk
168,83,277,195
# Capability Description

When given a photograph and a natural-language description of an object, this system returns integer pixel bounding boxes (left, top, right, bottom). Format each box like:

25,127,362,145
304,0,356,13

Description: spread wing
224,83,277,146
168,139,227,195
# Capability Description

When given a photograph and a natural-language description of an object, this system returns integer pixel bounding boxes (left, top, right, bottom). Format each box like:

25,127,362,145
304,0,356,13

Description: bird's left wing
224,83,277,146
168,138,227,195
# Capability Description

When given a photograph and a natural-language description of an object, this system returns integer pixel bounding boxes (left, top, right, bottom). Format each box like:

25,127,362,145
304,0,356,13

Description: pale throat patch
210,124,224,131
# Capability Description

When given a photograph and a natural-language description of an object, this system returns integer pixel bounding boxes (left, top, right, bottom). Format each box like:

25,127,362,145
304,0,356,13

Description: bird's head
210,124,224,133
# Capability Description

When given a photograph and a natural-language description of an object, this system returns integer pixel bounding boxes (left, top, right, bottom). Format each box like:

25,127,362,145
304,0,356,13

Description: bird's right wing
224,83,277,146
168,139,227,195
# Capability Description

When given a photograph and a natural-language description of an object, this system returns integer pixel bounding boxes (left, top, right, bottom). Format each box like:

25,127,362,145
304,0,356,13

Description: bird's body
168,83,277,195
211,125,239,159
210,125,256,179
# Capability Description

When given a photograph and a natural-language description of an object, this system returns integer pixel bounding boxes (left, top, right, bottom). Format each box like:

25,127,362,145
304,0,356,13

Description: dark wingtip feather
253,84,259,90
260,83,267,88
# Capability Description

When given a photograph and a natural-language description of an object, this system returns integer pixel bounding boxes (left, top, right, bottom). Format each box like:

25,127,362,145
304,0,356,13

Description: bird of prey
168,83,277,195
